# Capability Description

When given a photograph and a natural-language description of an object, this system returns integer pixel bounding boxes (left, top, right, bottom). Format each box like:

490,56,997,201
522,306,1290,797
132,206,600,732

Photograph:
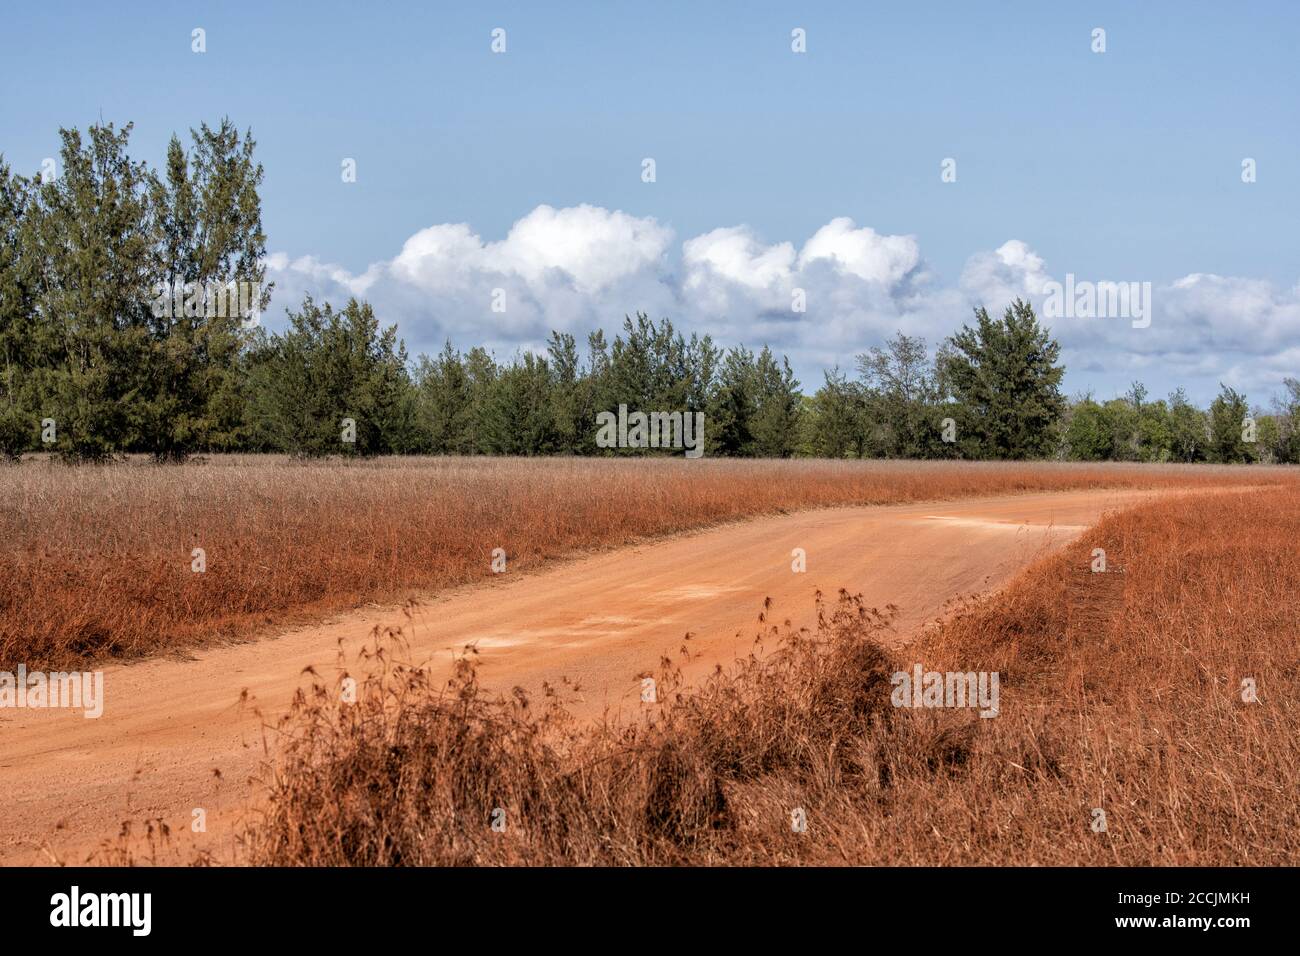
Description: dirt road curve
0,489,1158,865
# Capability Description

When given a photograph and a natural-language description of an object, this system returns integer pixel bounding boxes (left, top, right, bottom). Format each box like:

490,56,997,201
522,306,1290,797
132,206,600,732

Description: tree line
808,315,1299,464
2,120,1295,463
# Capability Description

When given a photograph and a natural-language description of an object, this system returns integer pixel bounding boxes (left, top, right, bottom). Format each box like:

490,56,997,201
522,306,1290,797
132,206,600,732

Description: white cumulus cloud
262,205,1300,404
798,217,922,286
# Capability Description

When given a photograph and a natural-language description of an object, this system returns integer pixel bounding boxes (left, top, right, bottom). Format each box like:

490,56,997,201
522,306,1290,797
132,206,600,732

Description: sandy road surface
0,488,1159,865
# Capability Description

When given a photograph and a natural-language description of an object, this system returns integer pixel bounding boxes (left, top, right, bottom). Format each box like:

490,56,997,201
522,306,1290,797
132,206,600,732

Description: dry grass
0,455,1287,670
238,484,1300,865
240,592,901,865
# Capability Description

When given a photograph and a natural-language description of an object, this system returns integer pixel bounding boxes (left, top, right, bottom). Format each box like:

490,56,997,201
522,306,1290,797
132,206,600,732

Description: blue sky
2,1,1298,404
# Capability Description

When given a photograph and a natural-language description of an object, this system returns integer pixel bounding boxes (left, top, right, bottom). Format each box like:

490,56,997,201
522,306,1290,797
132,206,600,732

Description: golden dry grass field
1,457,1296,867
0,455,1285,669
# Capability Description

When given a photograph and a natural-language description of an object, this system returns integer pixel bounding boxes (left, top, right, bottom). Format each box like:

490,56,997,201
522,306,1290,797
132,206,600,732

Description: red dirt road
0,488,1159,865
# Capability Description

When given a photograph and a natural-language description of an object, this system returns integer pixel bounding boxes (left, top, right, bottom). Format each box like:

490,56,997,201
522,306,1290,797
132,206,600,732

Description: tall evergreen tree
245,297,411,456
749,346,802,458
147,119,269,458
1207,384,1252,463
479,351,556,455
0,158,36,459
546,331,588,454
415,342,477,454
706,346,757,456
941,299,1065,459
807,367,864,458
27,124,158,461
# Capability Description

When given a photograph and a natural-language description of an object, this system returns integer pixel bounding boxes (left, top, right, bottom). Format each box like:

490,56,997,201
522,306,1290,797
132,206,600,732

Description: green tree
1127,383,1174,462
1207,384,1252,463
415,342,478,454
706,346,757,456
1255,414,1280,463
245,297,411,456
941,299,1065,459
591,314,719,455
856,332,942,458
546,331,589,455
807,368,865,458
1270,378,1300,464
1167,387,1208,462
1062,396,1113,460
27,123,159,461
0,157,36,459
479,351,557,455
749,346,802,457
146,119,270,458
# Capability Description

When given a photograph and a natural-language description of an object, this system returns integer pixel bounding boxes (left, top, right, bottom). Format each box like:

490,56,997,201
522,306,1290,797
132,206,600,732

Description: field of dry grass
0,455,1288,670
238,484,1300,865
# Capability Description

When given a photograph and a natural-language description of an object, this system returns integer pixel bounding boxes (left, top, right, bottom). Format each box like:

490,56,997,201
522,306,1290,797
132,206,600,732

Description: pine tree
808,367,864,458
479,351,556,455
245,297,411,456
28,124,158,462
0,158,36,459
706,346,757,456
415,342,476,454
749,346,802,458
942,299,1065,459
546,331,586,454
147,119,269,458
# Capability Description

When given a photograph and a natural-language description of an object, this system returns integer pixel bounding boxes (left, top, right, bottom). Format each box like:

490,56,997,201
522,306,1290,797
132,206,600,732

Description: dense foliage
1,122,1293,462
